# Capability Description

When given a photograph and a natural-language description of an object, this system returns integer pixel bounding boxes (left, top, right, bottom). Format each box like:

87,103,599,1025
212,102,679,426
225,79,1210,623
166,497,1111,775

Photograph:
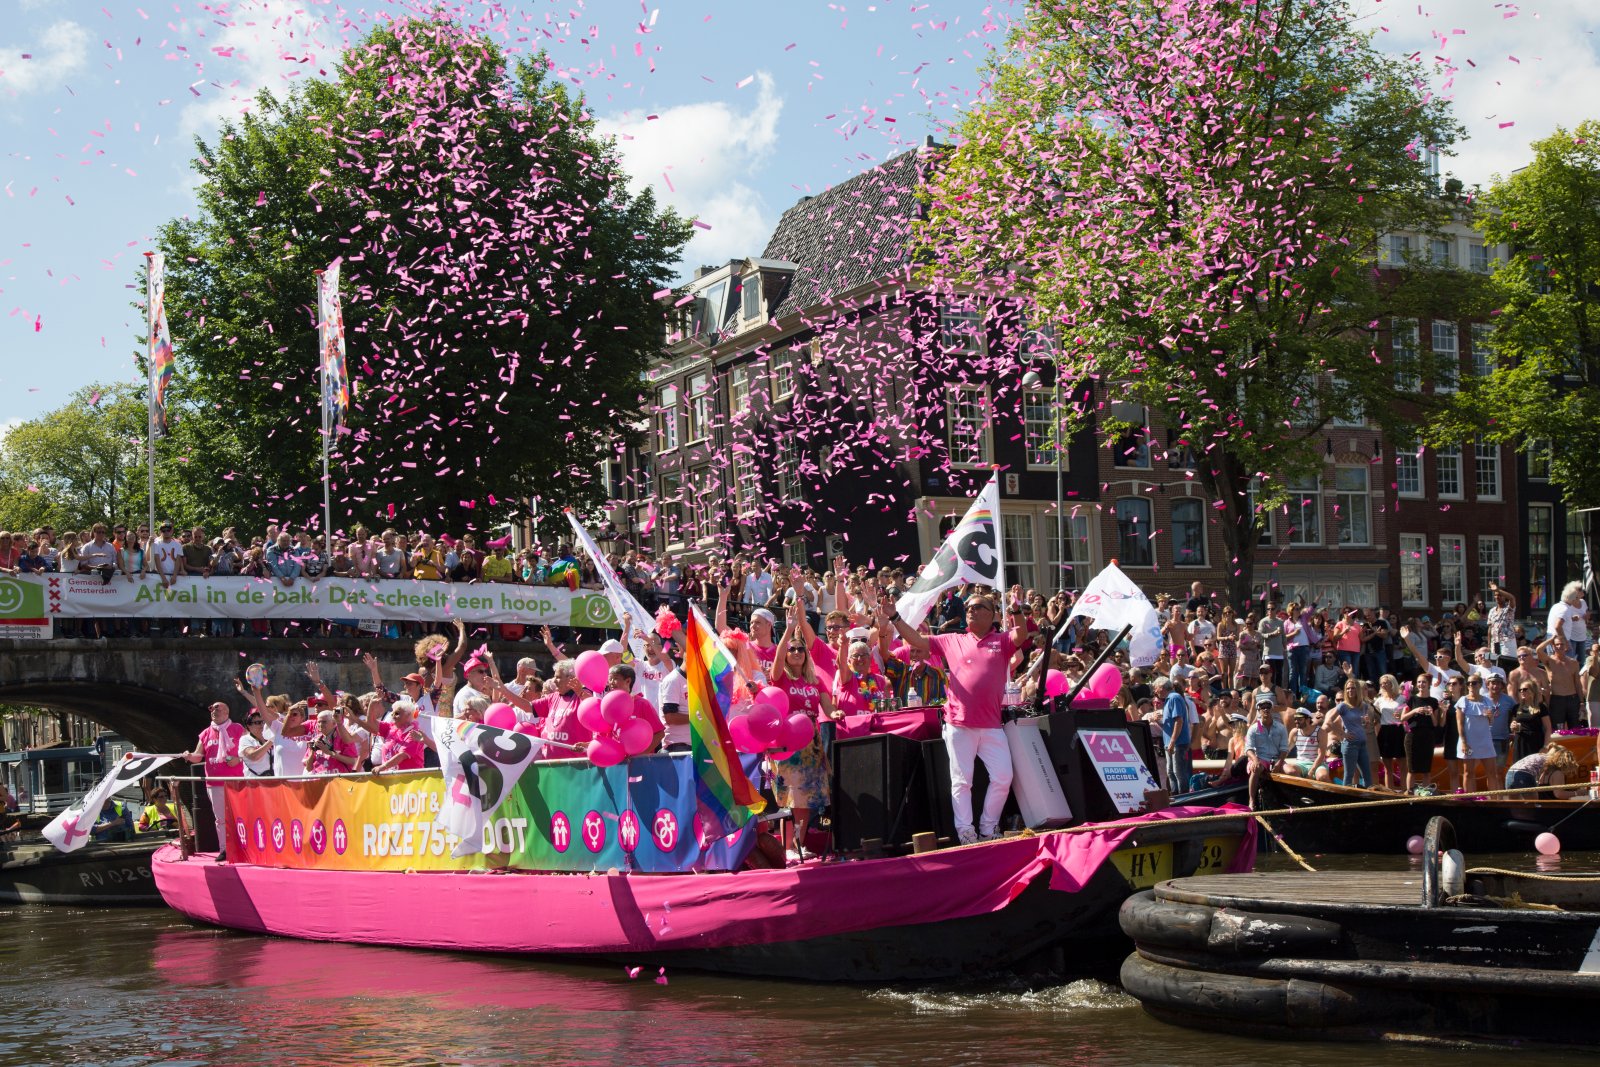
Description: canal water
2,852,1594,1067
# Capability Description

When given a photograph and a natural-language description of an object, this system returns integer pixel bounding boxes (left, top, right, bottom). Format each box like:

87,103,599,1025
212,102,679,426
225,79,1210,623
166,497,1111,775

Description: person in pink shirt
182,700,247,858
519,661,593,754
882,589,1029,845
367,699,428,772
304,709,361,775
832,641,890,715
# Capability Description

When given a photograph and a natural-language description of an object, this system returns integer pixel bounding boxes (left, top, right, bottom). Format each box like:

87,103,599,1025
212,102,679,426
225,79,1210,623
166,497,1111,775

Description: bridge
0,636,551,753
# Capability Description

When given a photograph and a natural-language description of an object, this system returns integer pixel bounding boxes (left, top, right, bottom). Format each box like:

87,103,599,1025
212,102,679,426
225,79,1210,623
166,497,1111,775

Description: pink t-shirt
809,638,839,691
833,671,889,716
198,722,248,779
535,691,594,750
376,722,425,771
781,677,825,719
305,731,359,775
927,629,1018,730
753,643,777,672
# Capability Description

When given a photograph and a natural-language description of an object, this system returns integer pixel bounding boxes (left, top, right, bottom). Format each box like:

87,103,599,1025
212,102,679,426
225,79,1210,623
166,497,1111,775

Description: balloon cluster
727,686,816,761
1043,664,1123,703
569,649,660,766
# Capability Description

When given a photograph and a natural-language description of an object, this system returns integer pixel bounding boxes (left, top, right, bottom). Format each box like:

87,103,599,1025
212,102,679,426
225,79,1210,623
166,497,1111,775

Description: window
1345,582,1378,610
1529,505,1553,610
1391,319,1420,391
1114,497,1153,567
1439,534,1466,606
686,372,713,443
947,384,991,466
1469,242,1491,273
1469,323,1494,376
1432,322,1458,393
1110,401,1150,468
1171,498,1206,566
770,348,795,402
659,471,685,543
655,385,679,452
1284,474,1322,547
1429,237,1452,267
1383,234,1411,263
939,304,984,355
1335,466,1370,546
1528,439,1551,481
1474,438,1500,500
729,364,753,420
1436,444,1462,499
741,275,760,321
1002,514,1036,591
1567,508,1588,587
693,279,730,340
688,466,717,542
1329,376,1364,427
1479,535,1505,595
1396,448,1422,497
1399,533,1428,607
1044,512,1092,592
1023,388,1061,468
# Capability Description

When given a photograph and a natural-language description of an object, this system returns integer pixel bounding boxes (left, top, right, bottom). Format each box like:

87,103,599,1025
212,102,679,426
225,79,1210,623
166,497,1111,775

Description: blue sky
0,0,1595,431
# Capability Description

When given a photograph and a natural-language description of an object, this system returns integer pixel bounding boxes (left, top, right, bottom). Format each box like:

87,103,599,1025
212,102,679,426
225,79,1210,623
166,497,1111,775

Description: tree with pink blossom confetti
148,18,691,534
921,0,1475,606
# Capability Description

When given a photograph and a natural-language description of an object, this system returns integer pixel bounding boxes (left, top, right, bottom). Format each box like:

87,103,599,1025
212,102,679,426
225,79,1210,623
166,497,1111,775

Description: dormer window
741,274,761,321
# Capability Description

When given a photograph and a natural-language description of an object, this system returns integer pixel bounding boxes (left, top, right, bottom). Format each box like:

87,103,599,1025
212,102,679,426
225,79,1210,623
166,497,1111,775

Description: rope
1254,814,1316,872
1463,866,1600,884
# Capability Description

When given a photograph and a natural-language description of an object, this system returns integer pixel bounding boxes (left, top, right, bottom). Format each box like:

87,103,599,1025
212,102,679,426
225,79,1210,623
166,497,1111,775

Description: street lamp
1021,365,1064,593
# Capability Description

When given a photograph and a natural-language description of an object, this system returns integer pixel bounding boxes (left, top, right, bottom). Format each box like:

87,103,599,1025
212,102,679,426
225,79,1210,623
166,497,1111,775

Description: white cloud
178,0,351,138
597,73,784,270
1359,0,1600,185
0,20,88,98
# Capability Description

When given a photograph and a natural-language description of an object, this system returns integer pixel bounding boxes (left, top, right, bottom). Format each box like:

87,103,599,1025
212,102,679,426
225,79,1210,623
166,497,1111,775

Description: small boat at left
0,836,166,905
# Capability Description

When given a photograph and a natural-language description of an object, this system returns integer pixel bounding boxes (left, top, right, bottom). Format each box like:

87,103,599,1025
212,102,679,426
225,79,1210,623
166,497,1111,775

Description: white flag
895,474,1006,628
42,753,175,853
566,509,654,662
419,714,544,858
1065,562,1163,667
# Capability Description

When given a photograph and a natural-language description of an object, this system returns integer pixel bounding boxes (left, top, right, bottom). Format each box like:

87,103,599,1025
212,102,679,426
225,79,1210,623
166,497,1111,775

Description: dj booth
828,701,1166,853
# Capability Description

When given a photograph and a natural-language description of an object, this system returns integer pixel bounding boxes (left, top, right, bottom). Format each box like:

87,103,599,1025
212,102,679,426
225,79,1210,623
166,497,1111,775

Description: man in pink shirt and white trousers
882,590,1030,845
183,700,246,858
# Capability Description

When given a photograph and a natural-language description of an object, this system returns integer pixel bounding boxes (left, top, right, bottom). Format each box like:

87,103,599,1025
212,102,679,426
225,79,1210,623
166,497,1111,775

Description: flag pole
144,252,158,538
316,268,333,557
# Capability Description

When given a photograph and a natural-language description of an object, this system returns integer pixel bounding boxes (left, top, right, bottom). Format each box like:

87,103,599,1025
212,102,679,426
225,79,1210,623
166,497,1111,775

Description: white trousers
207,783,229,856
943,724,1013,836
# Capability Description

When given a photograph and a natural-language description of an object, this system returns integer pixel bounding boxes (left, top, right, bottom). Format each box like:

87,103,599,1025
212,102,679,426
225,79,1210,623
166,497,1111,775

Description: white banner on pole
1065,562,1163,667
0,574,616,630
42,753,176,853
895,474,1006,629
565,510,654,661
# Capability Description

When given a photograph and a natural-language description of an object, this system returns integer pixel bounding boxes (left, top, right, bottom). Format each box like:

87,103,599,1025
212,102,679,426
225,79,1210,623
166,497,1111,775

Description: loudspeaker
832,733,932,852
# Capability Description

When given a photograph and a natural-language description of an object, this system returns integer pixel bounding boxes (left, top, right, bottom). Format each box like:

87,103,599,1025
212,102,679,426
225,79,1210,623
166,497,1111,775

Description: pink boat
154,803,1255,982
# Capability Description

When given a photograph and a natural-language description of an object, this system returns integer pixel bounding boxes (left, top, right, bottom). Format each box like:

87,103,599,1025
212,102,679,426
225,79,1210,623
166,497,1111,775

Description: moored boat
1,836,166,905
1119,817,1600,1048
1263,771,1600,854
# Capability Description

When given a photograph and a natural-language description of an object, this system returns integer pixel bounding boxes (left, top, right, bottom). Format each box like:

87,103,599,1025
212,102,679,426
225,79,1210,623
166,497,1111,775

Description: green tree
1426,122,1600,527
0,383,146,534
920,0,1473,605
152,18,690,534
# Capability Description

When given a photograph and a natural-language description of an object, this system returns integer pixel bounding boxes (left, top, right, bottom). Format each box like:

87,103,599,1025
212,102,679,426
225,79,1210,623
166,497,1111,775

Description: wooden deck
1157,870,1424,911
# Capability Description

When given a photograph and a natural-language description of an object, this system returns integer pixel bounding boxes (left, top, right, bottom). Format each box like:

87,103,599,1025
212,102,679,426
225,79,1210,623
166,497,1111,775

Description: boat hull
0,838,167,905
154,811,1254,982
1263,774,1600,854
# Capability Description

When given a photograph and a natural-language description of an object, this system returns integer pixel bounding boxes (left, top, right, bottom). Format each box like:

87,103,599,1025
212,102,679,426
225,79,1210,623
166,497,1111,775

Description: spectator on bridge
265,532,301,587
481,540,514,583
78,525,119,585
0,532,21,576
149,522,186,591
182,700,246,859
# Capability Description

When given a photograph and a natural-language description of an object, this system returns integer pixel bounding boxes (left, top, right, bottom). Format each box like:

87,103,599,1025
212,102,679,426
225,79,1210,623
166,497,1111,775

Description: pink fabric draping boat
154,805,1256,981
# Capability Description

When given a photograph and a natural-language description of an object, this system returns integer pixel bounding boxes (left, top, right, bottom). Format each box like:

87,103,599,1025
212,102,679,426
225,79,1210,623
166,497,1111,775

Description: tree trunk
1197,448,1263,611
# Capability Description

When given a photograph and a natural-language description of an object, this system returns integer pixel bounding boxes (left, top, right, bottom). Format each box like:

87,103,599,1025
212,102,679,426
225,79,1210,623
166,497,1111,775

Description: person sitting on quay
1244,693,1291,809
881,587,1029,845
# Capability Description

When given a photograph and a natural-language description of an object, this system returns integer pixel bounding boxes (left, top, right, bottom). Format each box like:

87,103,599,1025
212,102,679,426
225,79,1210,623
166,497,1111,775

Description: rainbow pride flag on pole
684,604,765,836
146,253,174,436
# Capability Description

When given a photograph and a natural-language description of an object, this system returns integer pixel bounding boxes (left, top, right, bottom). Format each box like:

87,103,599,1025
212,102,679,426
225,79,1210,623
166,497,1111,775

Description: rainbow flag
147,253,174,436
685,604,765,835
318,261,350,431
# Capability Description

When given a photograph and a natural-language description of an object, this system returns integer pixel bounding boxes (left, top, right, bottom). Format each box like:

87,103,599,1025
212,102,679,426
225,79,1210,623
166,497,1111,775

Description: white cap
599,639,625,655
750,608,777,626
845,626,872,642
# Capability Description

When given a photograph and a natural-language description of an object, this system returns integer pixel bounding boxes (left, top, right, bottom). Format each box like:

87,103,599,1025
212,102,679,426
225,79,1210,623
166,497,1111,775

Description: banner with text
221,755,759,873
0,574,617,630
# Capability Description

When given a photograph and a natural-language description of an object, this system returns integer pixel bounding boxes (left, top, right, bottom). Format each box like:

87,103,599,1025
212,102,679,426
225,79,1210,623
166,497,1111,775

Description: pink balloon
728,714,762,754
600,689,633,726
619,716,657,757
587,735,627,767
746,703,783,746
576,696,607,735
1044,669,1070,699
574,649,610,693
782,712,816,750
757,685,791,716
513,721,539,736
1088,664,1124,701
483,703,518,730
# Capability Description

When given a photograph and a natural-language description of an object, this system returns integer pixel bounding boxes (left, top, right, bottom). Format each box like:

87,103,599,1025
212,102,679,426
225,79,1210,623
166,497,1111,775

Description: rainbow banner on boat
221,756,758,874
685,604,765,836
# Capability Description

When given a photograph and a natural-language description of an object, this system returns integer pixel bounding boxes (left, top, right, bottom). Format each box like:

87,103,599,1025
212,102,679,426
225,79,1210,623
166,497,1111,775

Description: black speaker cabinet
922,735,1023,841
831,733,933,852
